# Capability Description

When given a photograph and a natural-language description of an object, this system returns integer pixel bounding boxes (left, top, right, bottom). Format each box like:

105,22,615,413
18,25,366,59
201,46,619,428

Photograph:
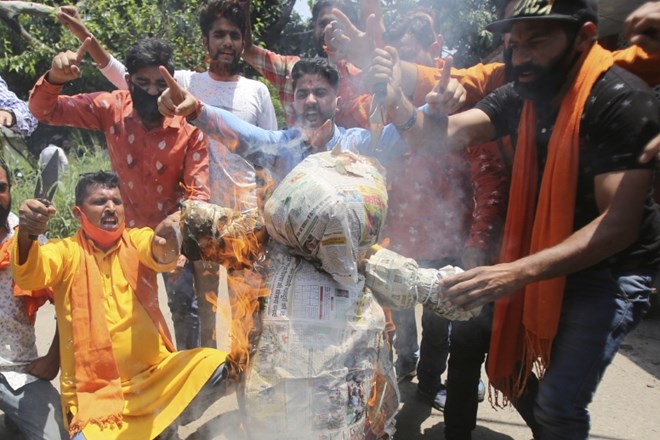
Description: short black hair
75,171,120,206
199,0,247,39
291,58,340,92
124,38,175,76
312,0,359,26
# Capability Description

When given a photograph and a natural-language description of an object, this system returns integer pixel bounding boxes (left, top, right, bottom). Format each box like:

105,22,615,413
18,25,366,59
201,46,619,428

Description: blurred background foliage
1,0,500,236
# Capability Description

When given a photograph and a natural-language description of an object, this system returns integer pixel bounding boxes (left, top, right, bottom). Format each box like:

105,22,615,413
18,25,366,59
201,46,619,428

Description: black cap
487,0,598,33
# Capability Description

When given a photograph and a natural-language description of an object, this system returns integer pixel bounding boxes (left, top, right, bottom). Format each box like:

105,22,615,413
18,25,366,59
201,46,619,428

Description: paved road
2,283,659,439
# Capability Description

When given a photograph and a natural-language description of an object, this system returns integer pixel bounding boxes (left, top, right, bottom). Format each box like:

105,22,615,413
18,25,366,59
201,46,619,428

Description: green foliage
383,0,500,67
11,145,109,239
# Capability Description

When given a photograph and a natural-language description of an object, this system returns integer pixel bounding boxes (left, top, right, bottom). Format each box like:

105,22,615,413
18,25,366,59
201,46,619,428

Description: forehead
0,167,7,182
295,73,333,92
210,17,242,34
130,66,164,82
84,185,121,201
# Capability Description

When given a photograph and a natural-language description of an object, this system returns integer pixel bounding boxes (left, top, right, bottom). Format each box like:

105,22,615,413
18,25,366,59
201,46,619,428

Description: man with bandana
412,1,660,439
28,38,211,351
12,171,227,440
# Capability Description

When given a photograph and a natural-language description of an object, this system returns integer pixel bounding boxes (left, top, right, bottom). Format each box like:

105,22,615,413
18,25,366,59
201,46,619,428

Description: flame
181,200,271,383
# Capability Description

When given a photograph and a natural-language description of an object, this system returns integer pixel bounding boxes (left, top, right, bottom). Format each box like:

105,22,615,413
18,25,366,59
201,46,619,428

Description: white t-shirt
38,144,69,174
101,57,278,210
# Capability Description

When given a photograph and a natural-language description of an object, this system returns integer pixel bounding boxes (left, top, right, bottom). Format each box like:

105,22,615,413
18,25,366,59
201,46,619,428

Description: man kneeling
11,171,227,439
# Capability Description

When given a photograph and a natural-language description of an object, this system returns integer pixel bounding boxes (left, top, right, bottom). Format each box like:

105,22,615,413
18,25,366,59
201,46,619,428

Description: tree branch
0,1,56,48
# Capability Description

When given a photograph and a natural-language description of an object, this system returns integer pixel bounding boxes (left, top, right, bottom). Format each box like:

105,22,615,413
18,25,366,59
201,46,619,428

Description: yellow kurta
11,228,226,439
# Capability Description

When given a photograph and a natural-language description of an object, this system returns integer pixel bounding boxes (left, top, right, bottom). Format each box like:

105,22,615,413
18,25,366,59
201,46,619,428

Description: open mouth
101,216,119,229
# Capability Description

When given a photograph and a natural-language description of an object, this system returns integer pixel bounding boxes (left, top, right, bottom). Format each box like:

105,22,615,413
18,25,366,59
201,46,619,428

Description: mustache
211,49,238,60
512,62,545,79
303,103,321,113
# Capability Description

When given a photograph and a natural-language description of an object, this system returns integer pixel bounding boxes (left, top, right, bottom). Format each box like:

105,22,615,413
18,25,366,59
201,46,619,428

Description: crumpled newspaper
364,247,481,321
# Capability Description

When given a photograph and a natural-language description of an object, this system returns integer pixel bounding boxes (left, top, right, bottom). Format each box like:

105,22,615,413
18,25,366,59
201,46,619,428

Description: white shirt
38,144,69,174
0,213,40,390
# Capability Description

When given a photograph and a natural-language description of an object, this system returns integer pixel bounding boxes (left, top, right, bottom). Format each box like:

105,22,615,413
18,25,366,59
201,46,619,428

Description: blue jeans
163,260,200,350
0,376,68,440
514,268,654,440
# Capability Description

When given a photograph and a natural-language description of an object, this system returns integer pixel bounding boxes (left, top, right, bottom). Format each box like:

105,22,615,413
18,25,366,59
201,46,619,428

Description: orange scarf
0,234,51,325
487,44,614,402
68,229,175,435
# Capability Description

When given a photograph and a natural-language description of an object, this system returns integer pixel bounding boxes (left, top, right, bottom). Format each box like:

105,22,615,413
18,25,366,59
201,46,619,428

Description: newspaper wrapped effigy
364,247,481,320
264,149,388,286
242,244,399,440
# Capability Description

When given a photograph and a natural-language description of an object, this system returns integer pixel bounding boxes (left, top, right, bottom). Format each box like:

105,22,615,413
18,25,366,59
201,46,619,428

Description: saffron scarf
487,43,614,402
68,229,175,435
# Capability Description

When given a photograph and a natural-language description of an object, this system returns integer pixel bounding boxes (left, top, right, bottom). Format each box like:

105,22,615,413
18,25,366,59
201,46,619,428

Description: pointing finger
435,55,453,92
76,37,91,63
159,66,183,104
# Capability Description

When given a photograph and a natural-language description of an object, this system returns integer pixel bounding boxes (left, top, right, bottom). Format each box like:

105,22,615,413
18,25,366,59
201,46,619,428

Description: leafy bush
11,145,110,239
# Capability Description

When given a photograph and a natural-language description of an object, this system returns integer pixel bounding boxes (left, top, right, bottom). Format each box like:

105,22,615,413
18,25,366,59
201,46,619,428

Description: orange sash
487,44,614,402
68,230,174,435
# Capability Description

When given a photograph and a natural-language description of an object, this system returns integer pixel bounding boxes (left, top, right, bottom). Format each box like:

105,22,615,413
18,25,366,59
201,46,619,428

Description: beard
512,38,581,102
0,199,11,229
129,83,163,124
210,50,241,76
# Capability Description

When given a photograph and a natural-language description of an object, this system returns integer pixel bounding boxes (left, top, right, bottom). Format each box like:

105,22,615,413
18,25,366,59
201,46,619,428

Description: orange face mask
74,207,125,248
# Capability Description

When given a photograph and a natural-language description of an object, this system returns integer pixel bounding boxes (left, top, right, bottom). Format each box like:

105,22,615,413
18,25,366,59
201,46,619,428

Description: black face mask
512,31,581,102
129,82,163,124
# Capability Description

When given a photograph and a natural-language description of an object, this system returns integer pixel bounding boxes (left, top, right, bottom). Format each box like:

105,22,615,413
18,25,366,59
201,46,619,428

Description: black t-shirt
475,66,660,270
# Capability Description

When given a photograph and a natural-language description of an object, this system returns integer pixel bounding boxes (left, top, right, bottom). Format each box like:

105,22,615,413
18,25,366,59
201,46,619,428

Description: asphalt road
2,281,659,439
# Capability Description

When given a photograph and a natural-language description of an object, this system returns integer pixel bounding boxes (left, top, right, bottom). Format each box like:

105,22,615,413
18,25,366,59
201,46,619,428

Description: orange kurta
11,228,226,439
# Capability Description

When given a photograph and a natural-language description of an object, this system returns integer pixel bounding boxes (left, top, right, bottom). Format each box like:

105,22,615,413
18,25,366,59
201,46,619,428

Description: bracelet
394,108,417,132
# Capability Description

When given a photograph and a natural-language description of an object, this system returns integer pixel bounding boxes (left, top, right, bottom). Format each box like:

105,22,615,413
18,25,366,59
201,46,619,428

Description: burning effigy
180,149,478,439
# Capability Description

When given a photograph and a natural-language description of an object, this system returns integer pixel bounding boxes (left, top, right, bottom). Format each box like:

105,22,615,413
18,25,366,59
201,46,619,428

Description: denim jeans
163,260,200,350
444,303,493,440
514,268,654,440
0,376,68,440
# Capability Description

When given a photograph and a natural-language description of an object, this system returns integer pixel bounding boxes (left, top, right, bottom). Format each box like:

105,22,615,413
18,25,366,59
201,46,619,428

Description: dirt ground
2,281,658,439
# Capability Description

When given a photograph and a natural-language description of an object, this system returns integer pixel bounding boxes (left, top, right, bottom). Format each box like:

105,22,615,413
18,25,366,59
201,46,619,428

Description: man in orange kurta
11,171,227,439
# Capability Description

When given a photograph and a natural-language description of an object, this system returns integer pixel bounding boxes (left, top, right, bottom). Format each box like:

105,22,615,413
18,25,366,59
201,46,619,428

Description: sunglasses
0,183,9,193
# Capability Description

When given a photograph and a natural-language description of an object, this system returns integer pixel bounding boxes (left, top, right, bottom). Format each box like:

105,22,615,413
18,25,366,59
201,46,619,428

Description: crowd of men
1,0,659,439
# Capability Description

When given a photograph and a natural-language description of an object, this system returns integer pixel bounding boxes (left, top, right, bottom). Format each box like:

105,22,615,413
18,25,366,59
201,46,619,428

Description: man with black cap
409,1,660,439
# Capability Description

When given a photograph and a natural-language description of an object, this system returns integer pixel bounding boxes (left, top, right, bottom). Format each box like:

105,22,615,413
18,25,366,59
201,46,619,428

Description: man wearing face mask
28,38,211,352
415,1,660,439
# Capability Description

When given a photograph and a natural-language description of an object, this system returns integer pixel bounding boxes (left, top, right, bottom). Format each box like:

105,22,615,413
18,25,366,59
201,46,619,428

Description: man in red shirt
29,38,210,351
